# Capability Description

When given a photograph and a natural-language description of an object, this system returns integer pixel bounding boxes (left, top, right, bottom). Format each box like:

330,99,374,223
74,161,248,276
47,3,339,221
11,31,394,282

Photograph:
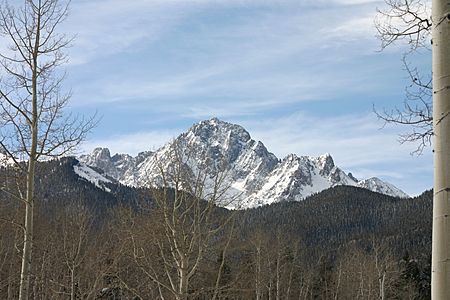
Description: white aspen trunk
276,249,281,300
18,126,37,300
211,251,225,300
7,262,13,300
298,280,304,300
18,81,38,300
158,284,165,300
179,258,188,300
285,265,293,300
70,267,76,300
432,0,450,299
256,245,262,300
379,271,386,300
334,262,342,300
18,6,40,299
375,249,385,300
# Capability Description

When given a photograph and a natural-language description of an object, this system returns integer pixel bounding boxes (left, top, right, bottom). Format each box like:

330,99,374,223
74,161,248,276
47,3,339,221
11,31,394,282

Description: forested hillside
0,158,431,299
241,186,431,259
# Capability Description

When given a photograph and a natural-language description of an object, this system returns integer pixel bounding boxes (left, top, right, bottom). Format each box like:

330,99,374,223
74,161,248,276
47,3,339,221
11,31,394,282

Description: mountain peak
197,117,229,128
317,153,334,169
187,118,252,146
196,117,241,129
320,152,332,159
358,177,409,198
78,119,409,208
92,147,111,160
208,116,221,124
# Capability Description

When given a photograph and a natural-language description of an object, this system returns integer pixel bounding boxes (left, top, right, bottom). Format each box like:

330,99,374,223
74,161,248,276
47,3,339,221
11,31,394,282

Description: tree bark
18,125,37,300
71,267,76,300
379,268,386,300
431,0,450,298
0,1,92,297
18,6,41,298
255,244,262,300
179,258,188,300
276,252,280,300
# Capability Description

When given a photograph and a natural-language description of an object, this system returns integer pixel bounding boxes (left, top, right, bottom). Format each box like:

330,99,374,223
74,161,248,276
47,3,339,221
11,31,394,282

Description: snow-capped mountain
358,177,409,198
79,148,153,185
79,118,409,208
0,152,15,167
73,163,113,192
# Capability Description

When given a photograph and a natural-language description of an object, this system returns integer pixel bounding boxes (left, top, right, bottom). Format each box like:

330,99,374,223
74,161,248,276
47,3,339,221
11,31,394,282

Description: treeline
0,158,431,299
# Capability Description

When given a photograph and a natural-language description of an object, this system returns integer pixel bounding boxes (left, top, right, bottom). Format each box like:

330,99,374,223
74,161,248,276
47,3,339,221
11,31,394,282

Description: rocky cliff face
79,118,409,209
79,148,153,185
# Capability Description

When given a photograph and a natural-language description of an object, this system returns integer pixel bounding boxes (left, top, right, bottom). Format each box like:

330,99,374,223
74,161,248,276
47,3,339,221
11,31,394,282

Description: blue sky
55,0,432,195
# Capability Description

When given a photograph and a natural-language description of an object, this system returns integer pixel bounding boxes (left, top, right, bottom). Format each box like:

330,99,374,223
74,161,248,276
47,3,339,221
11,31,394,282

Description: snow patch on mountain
0,153,15,167
79,148,153,185
358,177,409,198
73,163,112,192
79,118,409,208
241,153,360,208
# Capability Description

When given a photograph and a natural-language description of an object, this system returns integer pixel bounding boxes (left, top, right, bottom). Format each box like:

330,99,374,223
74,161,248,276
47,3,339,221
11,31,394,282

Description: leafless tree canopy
0,1,95,299
376,0,432,50
138,143,237,300
0,0,95,165
375,0,433,154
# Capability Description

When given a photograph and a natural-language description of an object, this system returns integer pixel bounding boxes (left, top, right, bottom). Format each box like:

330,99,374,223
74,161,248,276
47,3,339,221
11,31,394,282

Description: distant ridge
79,118,409,209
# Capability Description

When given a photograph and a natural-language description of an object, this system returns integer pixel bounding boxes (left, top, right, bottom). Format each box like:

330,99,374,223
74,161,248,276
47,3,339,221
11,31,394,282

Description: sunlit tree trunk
431,0,450,298
275,247,281,300
0,0,94,298
255,243,262,300
18,8,41,298
179,258,188,300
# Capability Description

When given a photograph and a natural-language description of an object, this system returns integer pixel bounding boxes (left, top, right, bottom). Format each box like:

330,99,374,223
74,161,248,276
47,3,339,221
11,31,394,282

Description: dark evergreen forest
0,158,431,299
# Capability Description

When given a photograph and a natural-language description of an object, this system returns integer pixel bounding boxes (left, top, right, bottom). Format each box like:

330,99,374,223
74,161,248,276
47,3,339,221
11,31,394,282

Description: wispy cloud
0,0,430,196
82,111,433,196
66,0,391,109
240,112,432,195
64,0,202,65
81,129,181,156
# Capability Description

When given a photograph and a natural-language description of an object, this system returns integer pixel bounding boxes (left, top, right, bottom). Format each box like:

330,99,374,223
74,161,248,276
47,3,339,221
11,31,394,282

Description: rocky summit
79,118,409,209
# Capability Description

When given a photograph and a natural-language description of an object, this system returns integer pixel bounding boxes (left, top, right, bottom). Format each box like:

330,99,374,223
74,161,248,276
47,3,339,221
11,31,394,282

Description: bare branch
375,1,433,153
0,216,25,232
375,0,432,50
0,1,96,299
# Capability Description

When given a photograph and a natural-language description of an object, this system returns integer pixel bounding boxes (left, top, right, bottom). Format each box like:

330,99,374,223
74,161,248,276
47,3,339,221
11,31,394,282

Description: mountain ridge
79,118,409,208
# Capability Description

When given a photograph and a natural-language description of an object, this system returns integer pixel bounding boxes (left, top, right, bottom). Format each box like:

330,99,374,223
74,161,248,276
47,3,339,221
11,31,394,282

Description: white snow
0,153,15,167
73,163,112,192
358,177,409,198
78,118,410,208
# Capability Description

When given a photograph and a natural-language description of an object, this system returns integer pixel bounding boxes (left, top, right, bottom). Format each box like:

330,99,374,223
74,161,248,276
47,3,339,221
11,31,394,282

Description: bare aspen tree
370,239,396,300
249,231,269,300
275,236,282,300
211,217,235,300
0,1,94,299
285,242,301,300
60,204,93,300
128,142,237,300
376,0,450,298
